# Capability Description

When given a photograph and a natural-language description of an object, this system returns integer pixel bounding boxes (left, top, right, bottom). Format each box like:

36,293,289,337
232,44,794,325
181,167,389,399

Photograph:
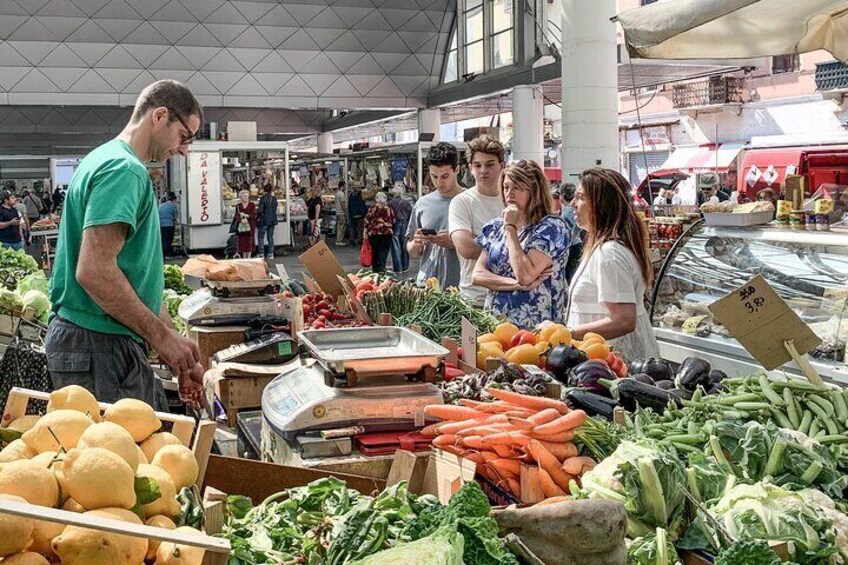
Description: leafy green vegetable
627,527,681,565
574,415,630,461
714,539,782,565
21,289,50,323
163,289,188,334
0,246,38,289
580,440,687,540
407,481,516,565
685,453,730,505
0,288,22,315
349,524,464,565
15,270,49,296
697,482,838,565
164,264,193,294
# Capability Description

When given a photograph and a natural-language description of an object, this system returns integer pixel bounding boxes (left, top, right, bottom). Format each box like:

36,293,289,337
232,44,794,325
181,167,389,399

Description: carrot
493,444,521,458
461,435,485,450
463,451,485,465
506,418,534,431
483,387,569,414
506,478,521,497
535,495,571,507
528,408,562,425
481,450,499,462
562,456,597,476
531,410,589,436
504,410,535,419
437,418,485,435
420,422,445,437
538,441,578,461
433,434,459,447
530,430,575,443
424,405,489,421
527,440,574,491
481,431,531,448
485,414,510,424
537,468,566,497
437,444,467,457
465,426,521,438
491,458,521,476
519,453,535,464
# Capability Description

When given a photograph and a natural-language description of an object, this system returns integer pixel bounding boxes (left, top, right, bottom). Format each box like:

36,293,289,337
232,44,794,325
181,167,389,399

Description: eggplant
709,369,728,385
631,372,656,386
546,345,588,383
567,360,617,396
628,357,674,381
671,388,693,400
655,380,676,391
675,357,712,391
604,378,683,412
565,389,618,420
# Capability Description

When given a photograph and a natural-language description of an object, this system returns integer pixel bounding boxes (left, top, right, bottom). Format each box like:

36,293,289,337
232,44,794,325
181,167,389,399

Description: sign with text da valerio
708,275,821,371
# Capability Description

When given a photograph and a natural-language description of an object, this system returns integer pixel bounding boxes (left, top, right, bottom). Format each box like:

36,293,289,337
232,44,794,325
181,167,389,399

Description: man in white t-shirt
448,135,505,306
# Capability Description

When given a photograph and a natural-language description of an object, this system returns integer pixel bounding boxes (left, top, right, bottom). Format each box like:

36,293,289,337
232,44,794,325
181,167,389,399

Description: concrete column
561,0,619,180
512,84,544,164
317,132,333,154
417,108,441,142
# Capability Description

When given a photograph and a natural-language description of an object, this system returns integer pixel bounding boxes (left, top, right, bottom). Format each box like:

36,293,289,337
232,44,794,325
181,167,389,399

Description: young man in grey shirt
406,143,462,288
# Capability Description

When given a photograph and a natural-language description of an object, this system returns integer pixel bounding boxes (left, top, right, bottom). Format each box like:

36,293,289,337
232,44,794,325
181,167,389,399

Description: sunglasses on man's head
167,107,196,146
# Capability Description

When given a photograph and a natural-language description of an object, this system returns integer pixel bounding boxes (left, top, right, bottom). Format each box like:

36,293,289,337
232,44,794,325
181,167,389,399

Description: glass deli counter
651,222,848,384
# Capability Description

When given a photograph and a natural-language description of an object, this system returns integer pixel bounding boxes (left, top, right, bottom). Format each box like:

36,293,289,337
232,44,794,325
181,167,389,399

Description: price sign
461,317,477,367
708,275,821,370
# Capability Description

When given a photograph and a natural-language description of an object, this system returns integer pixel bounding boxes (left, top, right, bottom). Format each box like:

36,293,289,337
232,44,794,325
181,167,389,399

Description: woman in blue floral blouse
472,160,570,327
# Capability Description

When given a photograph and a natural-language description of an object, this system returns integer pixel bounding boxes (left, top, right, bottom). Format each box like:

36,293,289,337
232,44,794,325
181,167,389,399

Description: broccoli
715,540,782,565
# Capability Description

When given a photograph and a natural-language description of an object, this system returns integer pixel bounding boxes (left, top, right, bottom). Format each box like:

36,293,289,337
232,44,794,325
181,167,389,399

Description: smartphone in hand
420,228,437,235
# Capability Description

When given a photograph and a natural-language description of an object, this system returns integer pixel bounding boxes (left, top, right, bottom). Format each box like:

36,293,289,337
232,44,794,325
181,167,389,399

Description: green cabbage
15,271,49,296
350,525,463,565
0,288,22,314
706,483,838,564
627,527,681,565
21,289,50,323
580,440,687,539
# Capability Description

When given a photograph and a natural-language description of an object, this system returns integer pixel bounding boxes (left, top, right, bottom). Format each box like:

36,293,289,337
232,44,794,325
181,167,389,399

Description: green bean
784,387,800,428
831,389,848,422
718,393,761,406
817,435,848,445
809,418,821,438
734,402,771,411
799,411,813,434
769,407,793,429
758,374,785,406
823,416,840,436
666,434,705,445
807,394,835,418
806,399,831,422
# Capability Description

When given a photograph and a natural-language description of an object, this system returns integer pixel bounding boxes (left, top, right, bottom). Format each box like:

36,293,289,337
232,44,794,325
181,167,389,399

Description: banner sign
188,151,221,226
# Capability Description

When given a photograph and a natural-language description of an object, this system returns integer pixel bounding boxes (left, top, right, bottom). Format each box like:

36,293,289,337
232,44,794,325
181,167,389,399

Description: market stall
171,141,292,252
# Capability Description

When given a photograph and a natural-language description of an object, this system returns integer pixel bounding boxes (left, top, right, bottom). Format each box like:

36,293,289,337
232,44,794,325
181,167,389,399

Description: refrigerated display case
651,221,848,384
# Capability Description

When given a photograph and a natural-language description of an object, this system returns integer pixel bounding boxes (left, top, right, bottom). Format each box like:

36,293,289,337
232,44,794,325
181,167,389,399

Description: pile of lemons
0,385,204,564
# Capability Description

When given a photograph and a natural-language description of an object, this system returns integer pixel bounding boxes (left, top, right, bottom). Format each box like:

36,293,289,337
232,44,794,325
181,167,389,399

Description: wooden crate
0,387,227,565
2,387,217,489
204,368,279,428
187,325,249,372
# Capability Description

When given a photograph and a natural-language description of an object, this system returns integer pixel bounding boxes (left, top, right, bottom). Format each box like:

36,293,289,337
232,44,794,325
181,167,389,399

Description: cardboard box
204,369,277,428
202,454,385,503
188,325,248,371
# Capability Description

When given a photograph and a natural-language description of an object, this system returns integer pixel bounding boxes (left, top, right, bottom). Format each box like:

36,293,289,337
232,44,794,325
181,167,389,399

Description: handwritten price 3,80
743,296,766,313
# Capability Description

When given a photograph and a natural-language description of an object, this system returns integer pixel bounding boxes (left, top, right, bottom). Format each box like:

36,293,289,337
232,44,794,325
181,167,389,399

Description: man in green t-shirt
46,80,204,409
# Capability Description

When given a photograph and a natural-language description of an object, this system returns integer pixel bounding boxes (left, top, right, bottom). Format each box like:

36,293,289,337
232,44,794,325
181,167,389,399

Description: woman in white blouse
565,168,660,362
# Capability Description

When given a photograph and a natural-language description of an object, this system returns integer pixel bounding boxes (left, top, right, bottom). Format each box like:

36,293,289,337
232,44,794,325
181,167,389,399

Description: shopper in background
0,192,25,250
52,186,64,212
23,189,44,225
257,184,278,260
235,189,256,258
334,181,348,246
560,183,583,283
306,187,322,247
388,184,413,272
41,188,53,214
348,186,367,246
670,186,683,205
13,192,30,245
157,191,179,258
407,143,463,288
473,160,569,327
566,168,661,361
449,134,505,305
46,79,204,408
652,188,667,207
363,191,394,273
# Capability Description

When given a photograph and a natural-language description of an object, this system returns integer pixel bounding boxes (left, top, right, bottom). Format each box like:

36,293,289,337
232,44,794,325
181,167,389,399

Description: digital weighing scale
261,363,443,444
178,287,280,326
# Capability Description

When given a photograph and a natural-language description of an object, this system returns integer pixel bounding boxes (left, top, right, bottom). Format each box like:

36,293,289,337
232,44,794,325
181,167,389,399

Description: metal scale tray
202,275,281,297
297,326,449,387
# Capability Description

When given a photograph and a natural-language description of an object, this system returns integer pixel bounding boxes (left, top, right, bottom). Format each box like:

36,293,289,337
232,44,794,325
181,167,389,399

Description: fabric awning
616,0,848,63
655,143,744,174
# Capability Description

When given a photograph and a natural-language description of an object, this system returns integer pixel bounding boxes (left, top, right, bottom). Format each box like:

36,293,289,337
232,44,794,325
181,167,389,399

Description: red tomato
302,305,312,316
281,290,293,298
